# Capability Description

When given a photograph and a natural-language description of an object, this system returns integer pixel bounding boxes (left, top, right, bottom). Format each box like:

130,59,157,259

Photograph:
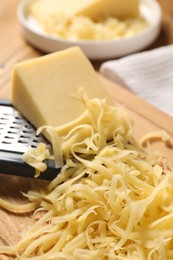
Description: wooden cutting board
0,76,173,260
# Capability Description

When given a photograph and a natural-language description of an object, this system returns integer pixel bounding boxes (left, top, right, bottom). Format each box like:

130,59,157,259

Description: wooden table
0,1,173,259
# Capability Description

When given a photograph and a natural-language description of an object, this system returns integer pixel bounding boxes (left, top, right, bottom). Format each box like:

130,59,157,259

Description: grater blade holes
10,127,21,130
2,140,13,145
8,130,19,134
1,117,9,121
23,129,34,134
0,104,50,153
4,136,15,140
20,134,33,139
18,140,30,144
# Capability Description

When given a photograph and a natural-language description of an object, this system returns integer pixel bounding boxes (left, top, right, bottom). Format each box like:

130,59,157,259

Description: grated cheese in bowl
35,14,148,41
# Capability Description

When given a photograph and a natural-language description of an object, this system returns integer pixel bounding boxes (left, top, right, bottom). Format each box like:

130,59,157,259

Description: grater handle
0,151,59,180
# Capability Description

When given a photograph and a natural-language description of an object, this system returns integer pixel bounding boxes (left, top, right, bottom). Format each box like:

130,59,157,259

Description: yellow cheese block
11,47,113,131
30,0,139,23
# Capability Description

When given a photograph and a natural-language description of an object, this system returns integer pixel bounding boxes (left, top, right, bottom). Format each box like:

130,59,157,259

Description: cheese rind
11,47,113,131
30,0,139,23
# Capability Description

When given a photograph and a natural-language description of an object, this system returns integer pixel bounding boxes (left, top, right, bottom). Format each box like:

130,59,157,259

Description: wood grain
0,1,173,259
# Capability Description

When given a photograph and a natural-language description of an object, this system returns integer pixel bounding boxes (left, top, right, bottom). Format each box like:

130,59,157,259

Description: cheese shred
32,14,148,41
0,90,173,259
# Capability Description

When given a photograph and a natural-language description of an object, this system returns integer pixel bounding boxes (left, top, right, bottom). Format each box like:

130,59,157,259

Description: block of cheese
30,0,139,23
11,47,113,132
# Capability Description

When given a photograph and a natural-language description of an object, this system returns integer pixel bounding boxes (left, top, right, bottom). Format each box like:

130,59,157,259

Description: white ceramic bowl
17,0,162,60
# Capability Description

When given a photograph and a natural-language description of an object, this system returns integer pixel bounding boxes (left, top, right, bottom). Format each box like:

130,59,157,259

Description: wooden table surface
0,1,173,259
0,0,173,100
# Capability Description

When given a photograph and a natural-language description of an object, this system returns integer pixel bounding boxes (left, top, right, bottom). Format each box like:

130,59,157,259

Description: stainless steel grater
0,100,59,180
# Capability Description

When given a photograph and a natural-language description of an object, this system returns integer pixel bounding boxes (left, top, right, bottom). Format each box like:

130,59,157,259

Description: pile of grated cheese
30,11,148,41
41,15,148,41
0,90,173,259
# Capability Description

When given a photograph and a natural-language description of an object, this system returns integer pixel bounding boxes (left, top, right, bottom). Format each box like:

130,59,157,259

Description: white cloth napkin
100,45,173,117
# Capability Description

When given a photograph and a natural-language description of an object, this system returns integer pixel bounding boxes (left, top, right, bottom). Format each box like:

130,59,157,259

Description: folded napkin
100,45,173,117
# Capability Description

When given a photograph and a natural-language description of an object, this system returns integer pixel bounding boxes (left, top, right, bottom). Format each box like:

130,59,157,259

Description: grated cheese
40,15,148,41
0,90,173,259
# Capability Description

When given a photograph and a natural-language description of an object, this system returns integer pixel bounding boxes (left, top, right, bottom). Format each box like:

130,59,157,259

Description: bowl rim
17,0,162,46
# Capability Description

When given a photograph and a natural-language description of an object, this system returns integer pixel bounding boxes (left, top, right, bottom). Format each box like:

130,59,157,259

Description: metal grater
0,100,59,180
